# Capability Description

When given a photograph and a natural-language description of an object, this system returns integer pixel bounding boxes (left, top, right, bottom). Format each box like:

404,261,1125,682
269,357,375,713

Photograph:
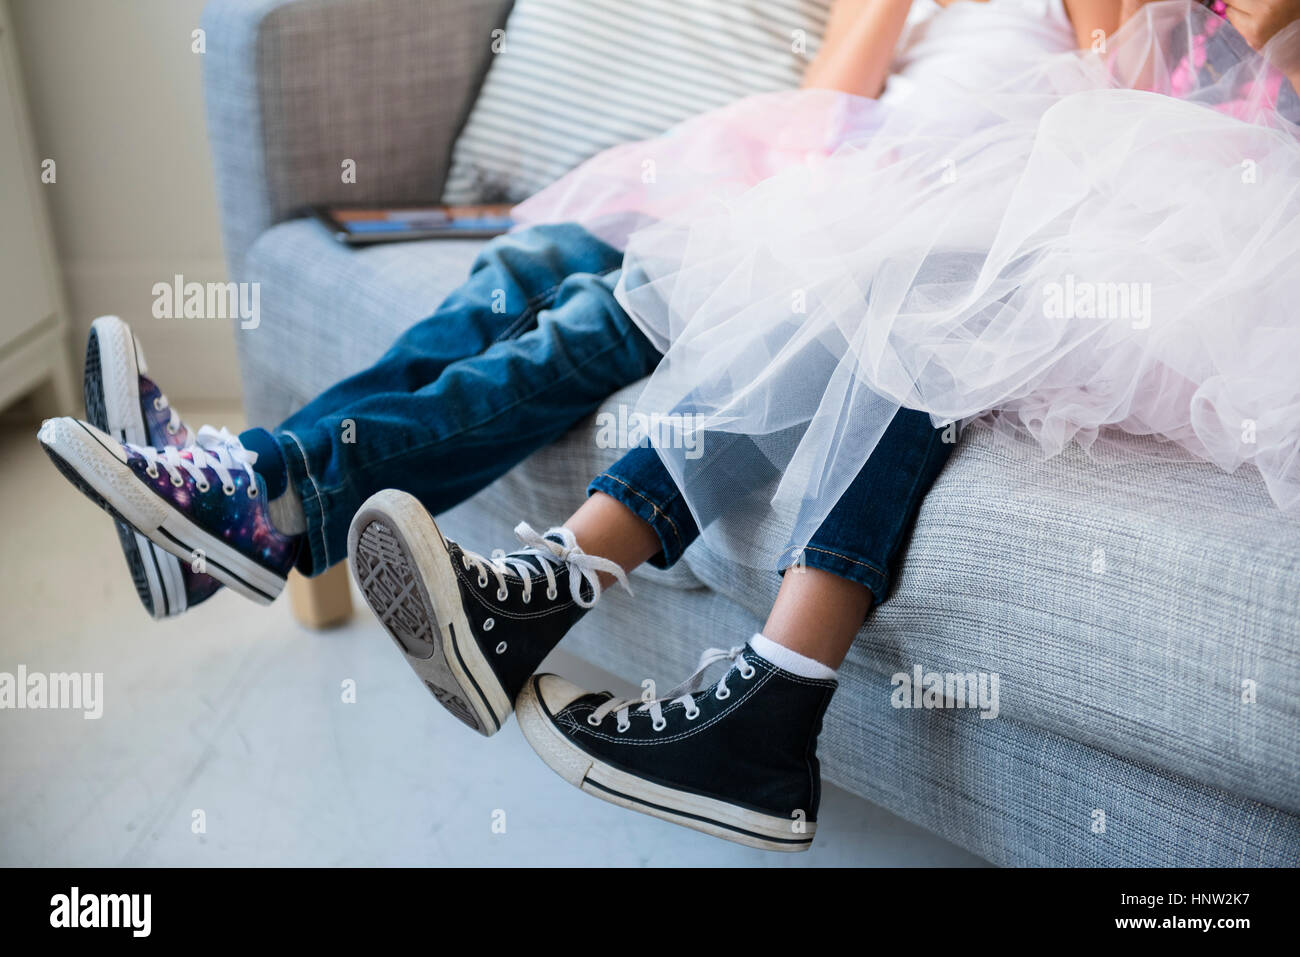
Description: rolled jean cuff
778,546,891,608
275,429,331,577
587,470,697,569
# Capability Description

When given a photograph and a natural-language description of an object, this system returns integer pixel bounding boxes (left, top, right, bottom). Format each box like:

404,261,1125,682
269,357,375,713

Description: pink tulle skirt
516,2,1300,568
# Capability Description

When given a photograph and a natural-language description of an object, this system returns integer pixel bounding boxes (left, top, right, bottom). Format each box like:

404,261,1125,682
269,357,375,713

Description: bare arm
1122,0,1300,91
1065,0,1123,49
804,0,1123,100
802,0,915,98
1222,0,1300,92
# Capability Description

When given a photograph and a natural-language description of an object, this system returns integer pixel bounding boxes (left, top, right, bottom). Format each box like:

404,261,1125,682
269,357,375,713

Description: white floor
0,407,985,867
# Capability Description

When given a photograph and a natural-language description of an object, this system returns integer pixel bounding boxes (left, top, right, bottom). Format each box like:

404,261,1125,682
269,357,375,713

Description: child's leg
39,223,654,609
346,440,689,734
506,409,954,851
265,223,623,434
262,265,659,578
561,490,662,583
241,221,630,574
561,434,692,585
571,450,882,667
761,567,872,669
760,404,955,664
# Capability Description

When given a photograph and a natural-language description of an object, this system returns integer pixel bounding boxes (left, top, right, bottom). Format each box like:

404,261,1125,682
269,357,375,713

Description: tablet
312,203,515,244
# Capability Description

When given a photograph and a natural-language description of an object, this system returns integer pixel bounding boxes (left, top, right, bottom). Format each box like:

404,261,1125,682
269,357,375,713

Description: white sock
267,482,306,536
748,632,838,680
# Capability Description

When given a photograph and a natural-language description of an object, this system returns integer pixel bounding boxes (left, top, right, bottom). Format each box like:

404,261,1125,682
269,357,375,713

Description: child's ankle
748,633,837,680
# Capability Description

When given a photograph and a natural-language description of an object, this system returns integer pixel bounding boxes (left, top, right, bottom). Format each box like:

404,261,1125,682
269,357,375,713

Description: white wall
11,0,240,402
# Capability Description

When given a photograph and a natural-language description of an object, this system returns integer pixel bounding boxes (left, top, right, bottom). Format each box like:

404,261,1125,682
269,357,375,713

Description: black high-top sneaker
348,489,630,737
515,644,836,852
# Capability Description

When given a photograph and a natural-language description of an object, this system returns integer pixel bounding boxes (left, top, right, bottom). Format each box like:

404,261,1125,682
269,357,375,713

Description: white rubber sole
91,316,144,445
87,315,189,618
515,677,816,852
348,489,513,736
38,417,285,605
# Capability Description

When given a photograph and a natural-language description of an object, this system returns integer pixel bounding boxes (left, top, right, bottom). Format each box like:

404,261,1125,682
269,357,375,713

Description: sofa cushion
440,0,832,203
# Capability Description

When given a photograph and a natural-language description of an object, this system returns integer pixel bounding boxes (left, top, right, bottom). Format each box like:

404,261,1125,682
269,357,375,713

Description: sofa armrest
202,0,511,278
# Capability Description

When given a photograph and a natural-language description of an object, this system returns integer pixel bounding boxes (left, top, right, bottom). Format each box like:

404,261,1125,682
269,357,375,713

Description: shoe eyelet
482,617,495,631
685,707,701,720
652,717,667,732
222,484,236,496
715,686,731,701
477,575,489,588
496,588,508,601
170,473,184,488
587,714,602,727
246,484,259,499
616,721,630,733
546,587,558,600
740,665,756,680
145,466,159,479
495,640,507,654
152,397,164,411
461,555,470,569
521,592,531,604
195,480,211,493
165,424,178,435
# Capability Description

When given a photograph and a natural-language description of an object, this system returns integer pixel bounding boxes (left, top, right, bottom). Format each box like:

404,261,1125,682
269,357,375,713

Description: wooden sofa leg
287,564,353,629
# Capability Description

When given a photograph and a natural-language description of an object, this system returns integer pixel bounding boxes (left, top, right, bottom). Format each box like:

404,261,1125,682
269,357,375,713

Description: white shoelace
151,392,182,435
459,523,631,609
588,645,757,733
131,425,260,496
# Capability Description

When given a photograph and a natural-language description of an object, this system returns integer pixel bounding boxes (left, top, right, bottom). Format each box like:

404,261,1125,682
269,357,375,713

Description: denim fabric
588,443,699,569
590,410,956,605
261,223,660,575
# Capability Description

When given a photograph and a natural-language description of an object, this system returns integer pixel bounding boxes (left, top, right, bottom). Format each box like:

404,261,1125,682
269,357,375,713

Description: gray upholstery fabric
202,0,512,277
205,0,1300,865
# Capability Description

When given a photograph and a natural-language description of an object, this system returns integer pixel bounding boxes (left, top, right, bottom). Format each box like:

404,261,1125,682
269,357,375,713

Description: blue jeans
588,412,955,605
241,223,661,575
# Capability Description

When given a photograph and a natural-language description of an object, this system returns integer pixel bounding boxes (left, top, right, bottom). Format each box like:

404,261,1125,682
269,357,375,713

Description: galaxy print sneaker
37,417,298,605
516,644,836,852
83,315,223,618
348,489,629,736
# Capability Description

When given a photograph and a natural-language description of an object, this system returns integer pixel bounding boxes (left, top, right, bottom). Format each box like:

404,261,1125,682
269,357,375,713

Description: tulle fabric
515,2,1300,571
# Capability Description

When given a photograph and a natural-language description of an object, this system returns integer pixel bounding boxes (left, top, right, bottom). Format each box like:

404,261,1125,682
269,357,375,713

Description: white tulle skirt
514,2,1300,570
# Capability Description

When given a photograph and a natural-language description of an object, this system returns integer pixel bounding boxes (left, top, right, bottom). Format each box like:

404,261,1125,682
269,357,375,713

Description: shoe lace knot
459,523,631,609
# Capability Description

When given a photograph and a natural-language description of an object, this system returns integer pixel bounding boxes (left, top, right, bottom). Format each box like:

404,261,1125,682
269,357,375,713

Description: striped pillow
441,0,831,204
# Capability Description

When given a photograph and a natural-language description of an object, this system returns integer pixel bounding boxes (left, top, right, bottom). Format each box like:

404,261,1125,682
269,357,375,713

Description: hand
1222,0,1300,49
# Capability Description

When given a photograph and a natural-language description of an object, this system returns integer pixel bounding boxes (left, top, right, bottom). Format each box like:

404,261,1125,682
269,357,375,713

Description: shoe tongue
503,550,552,578
510,531,568,567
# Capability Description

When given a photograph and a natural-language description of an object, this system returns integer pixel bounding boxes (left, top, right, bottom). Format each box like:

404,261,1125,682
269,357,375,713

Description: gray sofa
201,0,1300,866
